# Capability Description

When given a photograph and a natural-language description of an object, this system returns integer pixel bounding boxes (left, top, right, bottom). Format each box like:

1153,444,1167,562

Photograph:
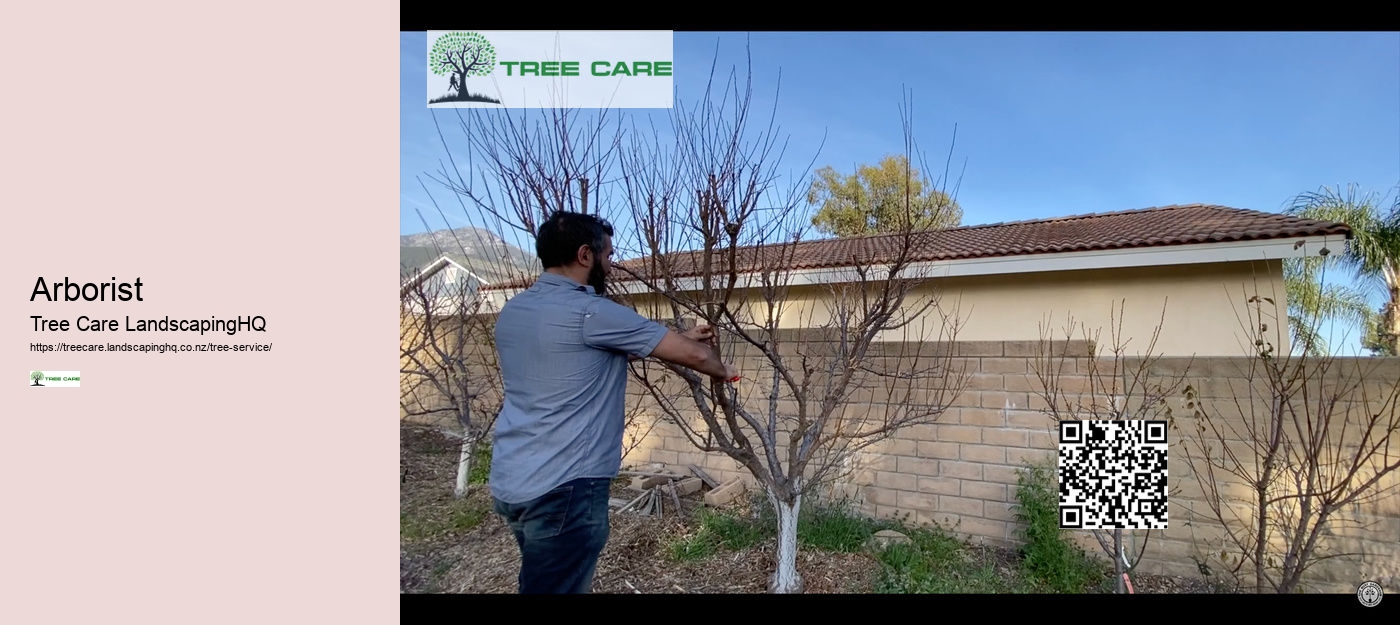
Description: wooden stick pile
610,465,721,518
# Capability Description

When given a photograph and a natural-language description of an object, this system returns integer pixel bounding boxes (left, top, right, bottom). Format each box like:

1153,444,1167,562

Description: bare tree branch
1172,271,1400,593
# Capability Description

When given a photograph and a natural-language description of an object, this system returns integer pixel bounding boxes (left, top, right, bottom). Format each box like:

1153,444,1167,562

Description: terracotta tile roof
481,204,1351,291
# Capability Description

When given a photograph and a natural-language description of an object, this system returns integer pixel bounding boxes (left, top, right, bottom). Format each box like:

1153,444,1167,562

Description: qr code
1057,420,1168,529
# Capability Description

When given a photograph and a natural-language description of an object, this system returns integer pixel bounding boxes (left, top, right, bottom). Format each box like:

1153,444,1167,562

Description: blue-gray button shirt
488,272,670,504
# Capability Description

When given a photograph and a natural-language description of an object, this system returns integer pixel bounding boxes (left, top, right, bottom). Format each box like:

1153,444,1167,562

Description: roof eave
480,233,1343,303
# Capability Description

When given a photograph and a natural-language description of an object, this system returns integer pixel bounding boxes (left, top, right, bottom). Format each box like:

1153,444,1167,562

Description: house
399,248,502,427
399,248,494,314
479,204,1351,357
467,204,1400,590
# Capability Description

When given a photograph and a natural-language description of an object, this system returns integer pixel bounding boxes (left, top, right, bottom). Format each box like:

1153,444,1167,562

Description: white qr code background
1057,419,1169,529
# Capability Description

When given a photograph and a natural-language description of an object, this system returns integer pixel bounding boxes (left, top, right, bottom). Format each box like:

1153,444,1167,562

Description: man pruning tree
489,210,739,594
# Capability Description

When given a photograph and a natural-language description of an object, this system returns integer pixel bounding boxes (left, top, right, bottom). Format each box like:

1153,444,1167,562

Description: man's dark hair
535,211,614,269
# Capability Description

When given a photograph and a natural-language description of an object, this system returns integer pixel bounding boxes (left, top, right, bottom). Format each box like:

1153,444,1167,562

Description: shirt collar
536,271,596,295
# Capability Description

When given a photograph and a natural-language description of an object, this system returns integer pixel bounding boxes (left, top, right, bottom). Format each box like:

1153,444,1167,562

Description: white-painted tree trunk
768,489,804,594
454,434,476,499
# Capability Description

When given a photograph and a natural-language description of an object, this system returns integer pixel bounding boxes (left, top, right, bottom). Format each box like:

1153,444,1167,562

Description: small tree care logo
1357,580,1383,607
429,31,502,105
426,31,673,109
29,370,80,388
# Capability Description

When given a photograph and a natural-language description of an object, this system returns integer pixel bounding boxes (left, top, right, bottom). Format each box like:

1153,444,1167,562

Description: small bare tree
1031,299,1194,593
400,262,501,498
1172,276,1400,593
612,51,971,593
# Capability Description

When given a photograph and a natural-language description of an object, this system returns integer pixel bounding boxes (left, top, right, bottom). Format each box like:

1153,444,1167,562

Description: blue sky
401,31,1400,352
404,32,1398,233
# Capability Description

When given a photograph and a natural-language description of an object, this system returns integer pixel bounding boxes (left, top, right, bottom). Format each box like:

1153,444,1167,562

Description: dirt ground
400,426,1221,594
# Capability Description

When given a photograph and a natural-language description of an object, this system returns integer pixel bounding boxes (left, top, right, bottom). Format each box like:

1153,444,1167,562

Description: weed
1013,462,1107,593
468,440,492,485
666,507,768,562
669,495,895,561
873,524,1036,594
401,497,490,542
448,499,489,532
797,498,902,553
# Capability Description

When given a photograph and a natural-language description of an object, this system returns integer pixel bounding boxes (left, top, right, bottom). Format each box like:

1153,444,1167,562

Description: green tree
1283,254,1376,357
1360,307,1395,356
429,32,496,100
807,154,962,237
1284,183,1400,356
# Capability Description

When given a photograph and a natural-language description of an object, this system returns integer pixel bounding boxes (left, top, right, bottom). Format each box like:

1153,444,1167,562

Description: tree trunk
1387,287,1400,356
454,433,476,499
1255,480,1271,592
767,489,804,594
1113,530,1125,594
454,72,468,97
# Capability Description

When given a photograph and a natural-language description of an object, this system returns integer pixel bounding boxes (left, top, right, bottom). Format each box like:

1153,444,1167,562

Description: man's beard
588,257,607,295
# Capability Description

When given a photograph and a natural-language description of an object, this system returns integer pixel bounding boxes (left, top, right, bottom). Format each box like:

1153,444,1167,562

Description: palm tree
1283,253,1375,356
1284,183,1400,356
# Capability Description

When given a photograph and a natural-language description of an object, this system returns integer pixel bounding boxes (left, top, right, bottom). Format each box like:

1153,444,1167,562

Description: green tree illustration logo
31,371,44,386
429,31,502,105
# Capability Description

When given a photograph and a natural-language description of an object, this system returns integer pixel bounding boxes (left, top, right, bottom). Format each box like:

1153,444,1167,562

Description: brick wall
616,335,1400,594
418,320,1400,593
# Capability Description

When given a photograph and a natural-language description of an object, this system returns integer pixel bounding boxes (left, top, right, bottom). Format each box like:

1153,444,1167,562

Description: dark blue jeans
492,476,612,594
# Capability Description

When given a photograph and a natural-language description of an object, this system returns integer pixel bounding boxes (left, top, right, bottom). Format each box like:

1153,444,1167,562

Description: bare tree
424,104,628,251
406,100,652,493
1171,277,1400,593
419,38,971,593
1031,299,1194,593
611,49,971,593
400,262,501,498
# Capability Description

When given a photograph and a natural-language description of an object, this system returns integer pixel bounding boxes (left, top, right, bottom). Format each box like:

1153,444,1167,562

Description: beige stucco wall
623,260,1289,358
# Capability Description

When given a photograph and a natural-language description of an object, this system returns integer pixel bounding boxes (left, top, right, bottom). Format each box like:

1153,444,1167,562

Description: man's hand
682,324,716,345
719,364,740,382
652,326,734,382
686,326,737,381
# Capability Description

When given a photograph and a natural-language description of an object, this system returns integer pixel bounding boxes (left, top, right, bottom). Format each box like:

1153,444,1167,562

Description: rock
864,529,912,551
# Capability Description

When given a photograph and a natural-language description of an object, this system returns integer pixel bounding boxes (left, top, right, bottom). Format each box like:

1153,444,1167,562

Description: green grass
468,441,492,485
698,495,1040,593
665,495,1044,593
661,476,1120,594
668,529,720,562
401,496,490,542
873,525,1038,594
795,500,904,552
668,507,769,562
739,494,908,553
